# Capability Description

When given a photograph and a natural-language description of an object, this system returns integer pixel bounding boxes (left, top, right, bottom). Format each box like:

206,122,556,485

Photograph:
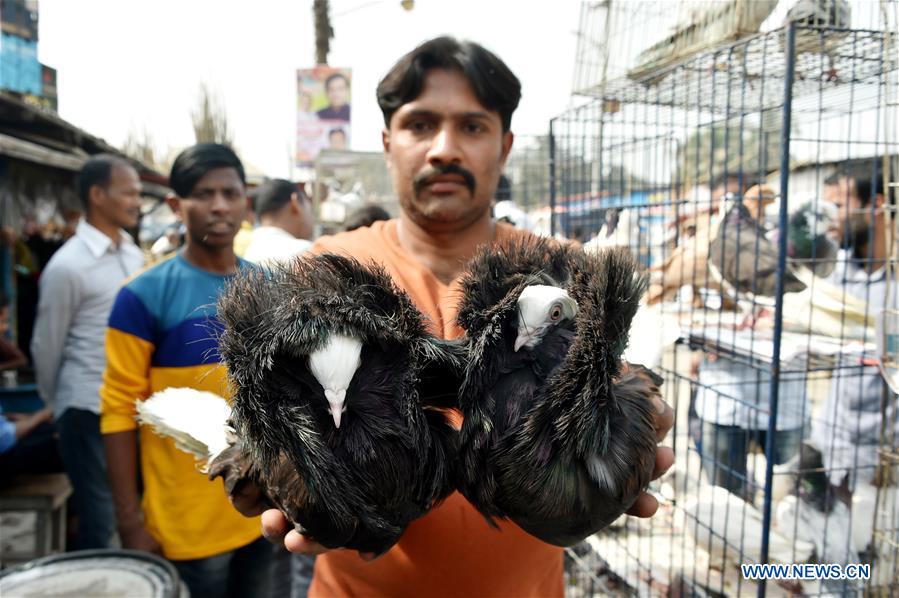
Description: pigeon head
308,332,363,429
741,184,778,222
514,285,578,352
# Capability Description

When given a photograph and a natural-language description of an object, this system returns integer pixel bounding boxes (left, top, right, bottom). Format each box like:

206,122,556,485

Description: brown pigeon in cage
454,240,661,546
709,183,807,300
137,254,463,556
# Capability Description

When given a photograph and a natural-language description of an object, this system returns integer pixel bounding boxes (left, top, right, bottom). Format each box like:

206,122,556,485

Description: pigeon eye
549,304,563,322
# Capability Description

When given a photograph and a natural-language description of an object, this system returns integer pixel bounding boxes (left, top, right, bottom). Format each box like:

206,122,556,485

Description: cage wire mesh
550,3,899,595
572,0,892,99
501,135,554,232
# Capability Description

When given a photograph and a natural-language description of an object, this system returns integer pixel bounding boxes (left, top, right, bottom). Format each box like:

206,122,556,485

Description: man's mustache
413,164,476,196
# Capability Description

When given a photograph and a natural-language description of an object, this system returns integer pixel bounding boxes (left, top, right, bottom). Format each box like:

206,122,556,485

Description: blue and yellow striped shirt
100,252,261,560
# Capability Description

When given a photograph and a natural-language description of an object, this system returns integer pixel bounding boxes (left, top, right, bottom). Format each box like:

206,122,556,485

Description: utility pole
314,0,333,65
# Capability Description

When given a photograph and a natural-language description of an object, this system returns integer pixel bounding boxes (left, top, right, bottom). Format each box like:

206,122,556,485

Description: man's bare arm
103,430,161,554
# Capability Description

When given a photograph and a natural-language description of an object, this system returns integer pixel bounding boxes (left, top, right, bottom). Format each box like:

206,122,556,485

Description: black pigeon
786,201,838,278
455,240,661,546
709,201,807,299
144,254,463,556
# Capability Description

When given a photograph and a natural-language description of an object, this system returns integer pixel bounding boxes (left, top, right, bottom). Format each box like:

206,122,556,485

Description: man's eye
464,122,485,134
409,121,432,132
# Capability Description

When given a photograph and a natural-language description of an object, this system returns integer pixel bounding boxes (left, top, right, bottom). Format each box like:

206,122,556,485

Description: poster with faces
297,67,352,166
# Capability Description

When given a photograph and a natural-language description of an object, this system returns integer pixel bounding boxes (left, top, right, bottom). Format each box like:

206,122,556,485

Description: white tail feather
136,387,232,467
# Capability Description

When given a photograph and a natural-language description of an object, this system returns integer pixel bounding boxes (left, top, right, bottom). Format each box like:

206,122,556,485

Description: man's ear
166,194,182,220
88,184,105,212
382,129,392,170
289,192,301,214
246,196,254,219
499,131,514,167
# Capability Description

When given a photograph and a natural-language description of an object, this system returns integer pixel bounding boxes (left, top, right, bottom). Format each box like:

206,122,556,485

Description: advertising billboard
297,66,351,167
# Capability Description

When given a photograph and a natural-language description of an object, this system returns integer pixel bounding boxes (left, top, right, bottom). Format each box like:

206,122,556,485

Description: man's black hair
824,158,887,206
77,154,134,210
377,37,521,132
169,143,246,198
325,72,349,91
255,179,303,218
344,204,390,232
329,128,347,139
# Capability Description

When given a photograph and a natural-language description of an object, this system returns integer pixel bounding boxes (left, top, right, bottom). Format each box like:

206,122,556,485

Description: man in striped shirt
100,144,270,598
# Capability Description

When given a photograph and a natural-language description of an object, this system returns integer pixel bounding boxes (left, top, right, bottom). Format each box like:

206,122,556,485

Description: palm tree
314,0,333,65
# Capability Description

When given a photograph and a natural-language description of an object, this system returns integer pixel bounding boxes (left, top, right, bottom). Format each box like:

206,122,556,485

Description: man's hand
8,408,53,440
227,479,268,517
206,447,270,518
626,394,674,518
119,520,162,554
260,510,377,561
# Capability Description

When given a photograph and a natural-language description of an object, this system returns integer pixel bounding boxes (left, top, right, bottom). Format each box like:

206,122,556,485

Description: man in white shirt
811,159,897,493
694,357,807,497
243,179,314,266
31,154,145,548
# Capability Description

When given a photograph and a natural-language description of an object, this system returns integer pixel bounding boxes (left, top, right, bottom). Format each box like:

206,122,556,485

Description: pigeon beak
324,389,346,429
514,333,532,352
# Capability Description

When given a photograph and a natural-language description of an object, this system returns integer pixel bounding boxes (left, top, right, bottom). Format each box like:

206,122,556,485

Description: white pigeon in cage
852,484,880,550
849,482,891,554
582,209,637,253
775,494,858,565
679,484,814,567
782,0,852,81
623,303,682,370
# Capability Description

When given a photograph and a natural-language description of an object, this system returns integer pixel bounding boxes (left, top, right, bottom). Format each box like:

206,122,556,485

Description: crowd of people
0,31,892,598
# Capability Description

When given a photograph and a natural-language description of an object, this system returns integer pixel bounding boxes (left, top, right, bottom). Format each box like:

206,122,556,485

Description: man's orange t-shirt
309,219,564,597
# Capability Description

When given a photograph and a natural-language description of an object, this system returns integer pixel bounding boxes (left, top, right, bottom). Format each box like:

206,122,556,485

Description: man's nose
209,191,230,212
426,126,463,166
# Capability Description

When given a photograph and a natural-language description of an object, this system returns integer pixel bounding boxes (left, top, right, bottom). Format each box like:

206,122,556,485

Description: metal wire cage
551,14,899,597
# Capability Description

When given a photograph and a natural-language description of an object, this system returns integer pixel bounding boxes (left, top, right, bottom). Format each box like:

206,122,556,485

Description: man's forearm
13,408,50,439
103,430,144,531
0,359,26,371
0,337,28,371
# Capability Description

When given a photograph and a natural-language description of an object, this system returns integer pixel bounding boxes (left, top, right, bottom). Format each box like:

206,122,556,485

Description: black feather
456,239,660,546
215,254,462,555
